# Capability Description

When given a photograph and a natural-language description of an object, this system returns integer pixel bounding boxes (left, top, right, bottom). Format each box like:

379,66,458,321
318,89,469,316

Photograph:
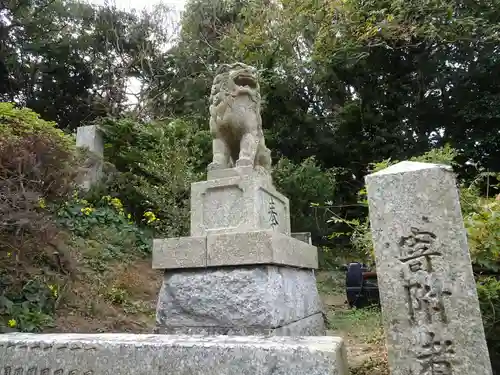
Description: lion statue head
209,62,262,112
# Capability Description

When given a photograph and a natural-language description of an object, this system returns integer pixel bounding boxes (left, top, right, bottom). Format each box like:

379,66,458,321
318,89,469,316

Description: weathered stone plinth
155,266,324,335
153,166,324,336
191,166,291,236
153,230,318,269
0,333,348,375
76,125,103,191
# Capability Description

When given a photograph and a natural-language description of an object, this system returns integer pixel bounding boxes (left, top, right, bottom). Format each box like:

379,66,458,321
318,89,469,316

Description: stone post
365,161,493,375
76,125,104,191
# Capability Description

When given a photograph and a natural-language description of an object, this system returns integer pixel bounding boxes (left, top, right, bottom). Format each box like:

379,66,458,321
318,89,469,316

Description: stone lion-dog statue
208,62,272,174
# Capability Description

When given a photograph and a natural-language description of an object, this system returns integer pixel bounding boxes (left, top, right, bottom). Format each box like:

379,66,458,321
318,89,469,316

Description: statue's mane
209,63,261,108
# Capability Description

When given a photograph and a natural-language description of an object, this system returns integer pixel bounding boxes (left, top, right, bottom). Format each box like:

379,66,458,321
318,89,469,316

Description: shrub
0,102,79,333
273,156,340,242
0,275,58,333
95,117,205,237
0,102,78,260
56,193,152,260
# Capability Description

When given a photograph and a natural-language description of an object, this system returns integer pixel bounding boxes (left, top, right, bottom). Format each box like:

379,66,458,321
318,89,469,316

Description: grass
327,306,384,344
316,270,389,375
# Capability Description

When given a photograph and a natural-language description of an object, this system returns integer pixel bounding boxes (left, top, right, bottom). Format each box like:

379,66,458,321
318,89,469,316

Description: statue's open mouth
234,74,258,89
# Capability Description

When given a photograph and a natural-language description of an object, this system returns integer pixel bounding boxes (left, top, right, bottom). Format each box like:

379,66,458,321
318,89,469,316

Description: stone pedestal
191,166,291,236
153,167,325,336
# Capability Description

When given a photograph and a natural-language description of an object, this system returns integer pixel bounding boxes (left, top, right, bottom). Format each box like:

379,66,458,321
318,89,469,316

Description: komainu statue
208,62,272,173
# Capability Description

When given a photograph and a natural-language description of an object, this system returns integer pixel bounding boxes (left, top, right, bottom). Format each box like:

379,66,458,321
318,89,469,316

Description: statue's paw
235,158,253,167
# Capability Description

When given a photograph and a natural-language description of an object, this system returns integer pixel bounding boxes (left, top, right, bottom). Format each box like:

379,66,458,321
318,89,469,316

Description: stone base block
155,312,325,336
156,266,325,334
191,167,291,236
0,333,348,375
152,230,318,269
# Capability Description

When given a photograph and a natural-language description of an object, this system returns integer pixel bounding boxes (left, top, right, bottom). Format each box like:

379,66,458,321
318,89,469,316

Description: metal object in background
344,262,380,308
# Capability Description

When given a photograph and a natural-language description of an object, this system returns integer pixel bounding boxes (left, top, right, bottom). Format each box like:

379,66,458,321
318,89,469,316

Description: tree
0,0,174,129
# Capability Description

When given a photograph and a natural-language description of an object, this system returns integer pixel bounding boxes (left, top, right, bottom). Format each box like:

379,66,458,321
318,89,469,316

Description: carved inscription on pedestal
398,227,452,325
3,369,93,375
1,342,96,375
258,188,287,233
268,197,279,229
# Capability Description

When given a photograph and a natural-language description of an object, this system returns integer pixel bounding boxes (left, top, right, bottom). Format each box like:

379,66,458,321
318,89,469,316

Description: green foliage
273,157,340,241
327,306,384,345
477,277,500,339
1,1,172,130
0,103,73,147
104,286,129,305
328,146,464,262
0,102,78,258
465,199,500,272
56,194,152,262
0,275,58,333
96,117,205,237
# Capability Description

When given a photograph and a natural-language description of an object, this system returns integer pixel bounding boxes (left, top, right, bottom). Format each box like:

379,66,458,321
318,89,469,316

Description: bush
273,156,340,242
0,102,79,332
95,117,205,237
0,102,78,260
0,275,58,333
56,193,152,260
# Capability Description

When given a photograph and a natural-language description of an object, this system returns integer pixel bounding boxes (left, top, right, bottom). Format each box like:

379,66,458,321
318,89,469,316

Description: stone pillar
365,161,493,375
153,166,325,336
76,125,104,191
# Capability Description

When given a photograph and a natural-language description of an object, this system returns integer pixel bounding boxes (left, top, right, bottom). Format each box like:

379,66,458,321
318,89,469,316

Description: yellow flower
8,319,16,328
7,252,12,257
143,211,157,224
37,197,47,209
110,197,123,211
48,284,58,298
80,207,94,216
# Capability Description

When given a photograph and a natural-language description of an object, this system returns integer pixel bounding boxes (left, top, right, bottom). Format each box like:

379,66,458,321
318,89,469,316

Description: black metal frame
344,262,380,308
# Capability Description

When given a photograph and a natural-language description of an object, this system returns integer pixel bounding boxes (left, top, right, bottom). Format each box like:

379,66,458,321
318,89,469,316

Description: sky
87,0,187,104
88,0,186,12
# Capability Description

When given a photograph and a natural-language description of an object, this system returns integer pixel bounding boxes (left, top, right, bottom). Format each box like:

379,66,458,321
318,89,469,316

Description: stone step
0,333,348,375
